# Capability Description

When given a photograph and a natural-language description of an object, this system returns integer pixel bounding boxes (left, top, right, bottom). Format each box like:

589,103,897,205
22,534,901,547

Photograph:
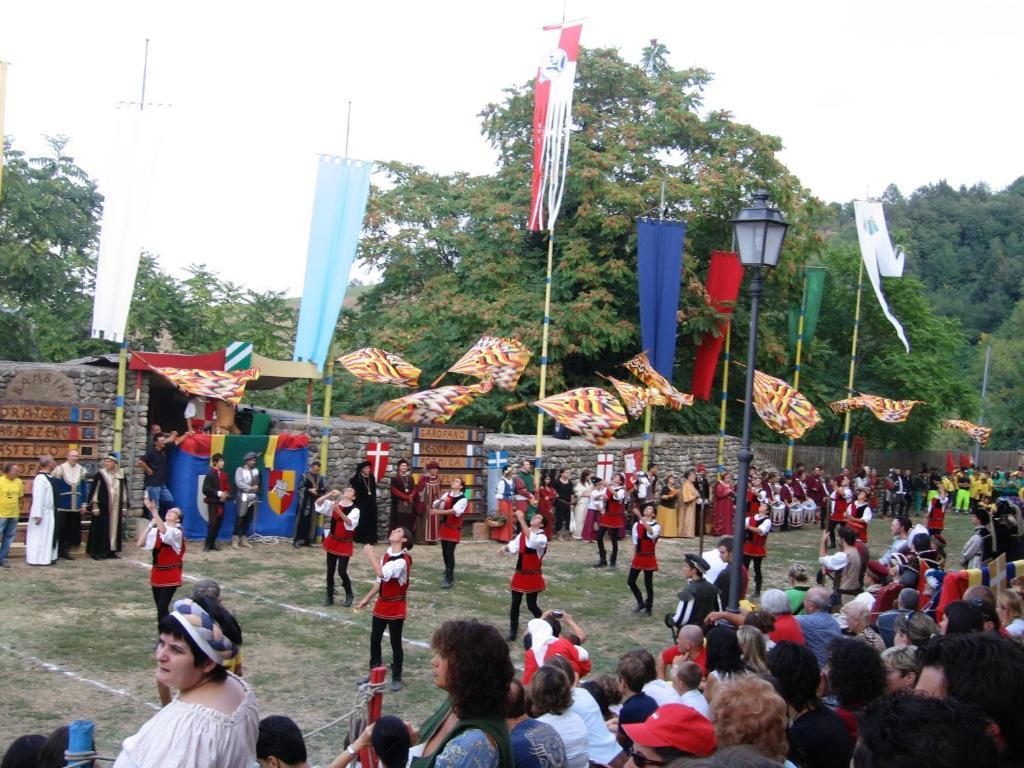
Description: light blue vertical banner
486,450,509,515
293,156,374,370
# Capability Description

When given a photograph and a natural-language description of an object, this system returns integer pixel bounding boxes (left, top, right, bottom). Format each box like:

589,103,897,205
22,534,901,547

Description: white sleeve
649,523,661,541
526,531,548,557
344,507,360,531
29,478,45,520
160,526,183,555
315,499,333,515
631,523,640,546
432,493,446,509
506,534,521,554
862,506,873,523
380,556,407,582
613,487,626,501
757,518,772,535
452,497,468,516
819,551,849,571
143,526,158,551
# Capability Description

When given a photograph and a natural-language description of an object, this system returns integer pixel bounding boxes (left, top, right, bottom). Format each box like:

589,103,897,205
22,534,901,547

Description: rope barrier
304,679,387,741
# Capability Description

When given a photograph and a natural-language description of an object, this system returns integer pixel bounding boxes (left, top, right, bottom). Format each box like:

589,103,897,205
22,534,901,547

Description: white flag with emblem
853,200,910,353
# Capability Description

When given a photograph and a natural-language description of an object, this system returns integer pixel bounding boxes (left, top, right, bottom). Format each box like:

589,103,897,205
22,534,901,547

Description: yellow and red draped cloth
533,387,627,447
752,370,821,440
622,352,694,409
827,394,922,423
447,336,531,391
149,365,260,405
602,375,657,419
941,419,992,447
337,347,420,388
375,380,493,425
691,251,745,400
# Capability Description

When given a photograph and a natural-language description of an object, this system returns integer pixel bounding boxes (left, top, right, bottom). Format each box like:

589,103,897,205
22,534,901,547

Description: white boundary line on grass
121,559,431,649
0,642,161,711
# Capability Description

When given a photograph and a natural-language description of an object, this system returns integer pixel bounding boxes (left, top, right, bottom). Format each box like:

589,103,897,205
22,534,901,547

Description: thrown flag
602,375,656,419
374,380,493,425
448,336,531,391
150,367,260,406
859,394,923,423
337,347,421,388
752,370,821,440
941,419,992,447
828,397,866,415
533,387,627,447
623,352,694,409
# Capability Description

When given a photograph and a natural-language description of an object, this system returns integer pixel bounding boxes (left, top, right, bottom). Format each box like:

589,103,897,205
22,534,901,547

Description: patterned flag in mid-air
828,397,866,415
374,380,493,425
337,347,421,388
533,387,627,447
528,22,583,232
752,370,821,440
859,394,923,423
150,366,260,405
622,352,694,409
603,375,656,419
941,419,992,447
448,336,531,391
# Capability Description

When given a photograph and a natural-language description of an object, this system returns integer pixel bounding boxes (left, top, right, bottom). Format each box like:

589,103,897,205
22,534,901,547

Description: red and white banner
623,448,643,490
596,452,615,483
366,442,391,482
528,22,583,232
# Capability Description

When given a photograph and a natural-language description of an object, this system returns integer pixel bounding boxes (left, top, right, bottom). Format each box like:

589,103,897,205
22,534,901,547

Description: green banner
789,267,826,352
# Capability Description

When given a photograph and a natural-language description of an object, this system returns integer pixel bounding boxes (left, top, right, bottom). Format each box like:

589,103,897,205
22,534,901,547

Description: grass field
0,510,977,766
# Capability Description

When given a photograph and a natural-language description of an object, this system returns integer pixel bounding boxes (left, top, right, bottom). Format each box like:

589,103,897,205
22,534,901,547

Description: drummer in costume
805,466,830,530
593,473,626,568
627,502,660,616
788,470,809,529
430,477,468,589
500,507,548,641
318,486,359,607
742,489,772,598
357,528,413,693
846,488,874,544
828,477,852,549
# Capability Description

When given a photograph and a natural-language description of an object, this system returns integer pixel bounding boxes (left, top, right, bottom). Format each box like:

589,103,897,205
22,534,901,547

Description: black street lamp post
727,191,788,613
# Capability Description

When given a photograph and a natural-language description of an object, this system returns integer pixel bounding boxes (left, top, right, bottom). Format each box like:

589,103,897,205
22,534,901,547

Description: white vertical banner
91,106,163,342
853,200,910,353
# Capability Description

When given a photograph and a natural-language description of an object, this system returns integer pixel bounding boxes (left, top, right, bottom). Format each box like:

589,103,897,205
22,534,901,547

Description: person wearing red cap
621,704,717,764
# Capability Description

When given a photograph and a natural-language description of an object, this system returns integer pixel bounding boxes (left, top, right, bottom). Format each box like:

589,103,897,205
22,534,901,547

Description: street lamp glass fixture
731,190,789,269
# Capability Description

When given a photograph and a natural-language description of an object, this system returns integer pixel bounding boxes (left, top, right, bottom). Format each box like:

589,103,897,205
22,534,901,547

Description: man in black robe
87,454,128,560
294,459,327,548
351,460,378,544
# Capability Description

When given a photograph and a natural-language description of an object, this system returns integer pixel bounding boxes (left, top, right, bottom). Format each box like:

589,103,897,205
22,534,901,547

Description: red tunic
600,488,626,528
510,533,545,594
831,492,849,522
373,551,412,620
438,493,466,543
151,532,185,588
743,514,769,558
323,503,356,556
630,522,658,571
927,498,946,532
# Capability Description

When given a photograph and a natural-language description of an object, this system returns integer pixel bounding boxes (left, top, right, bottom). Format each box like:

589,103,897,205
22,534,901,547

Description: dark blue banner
637,218,686,378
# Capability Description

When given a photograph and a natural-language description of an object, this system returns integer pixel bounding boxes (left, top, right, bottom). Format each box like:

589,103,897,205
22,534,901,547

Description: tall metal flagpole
716,323,731,474
974,342,992,467
839,259,864,470
785,266,810,475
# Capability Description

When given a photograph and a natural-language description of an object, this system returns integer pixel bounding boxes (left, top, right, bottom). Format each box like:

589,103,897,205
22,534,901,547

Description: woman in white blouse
572,470,594,540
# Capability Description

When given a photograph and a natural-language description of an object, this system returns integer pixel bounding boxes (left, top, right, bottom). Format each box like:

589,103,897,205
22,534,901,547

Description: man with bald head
656,623,707,680
795,586,841,667
51,449,89,560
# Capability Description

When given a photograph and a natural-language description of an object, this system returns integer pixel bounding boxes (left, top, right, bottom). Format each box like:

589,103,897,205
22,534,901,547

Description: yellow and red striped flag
752,370,821,440
534,387,627,447
828,397,866,415
150,366,260,405
622,352,694,409
448,336,531,391
859,394,923,423
602,375,656,419
941,419,992,447
337,347,421,388
374,380,493,425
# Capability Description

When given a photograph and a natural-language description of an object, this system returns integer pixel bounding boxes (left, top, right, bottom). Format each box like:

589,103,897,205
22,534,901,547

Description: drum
789,502,804,528
770,500,786,526
801,500,818,524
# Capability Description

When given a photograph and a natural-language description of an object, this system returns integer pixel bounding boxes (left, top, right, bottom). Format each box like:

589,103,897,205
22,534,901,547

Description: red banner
691,251,744,400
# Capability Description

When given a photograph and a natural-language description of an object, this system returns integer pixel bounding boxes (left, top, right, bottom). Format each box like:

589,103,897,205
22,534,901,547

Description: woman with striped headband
113,597,258,768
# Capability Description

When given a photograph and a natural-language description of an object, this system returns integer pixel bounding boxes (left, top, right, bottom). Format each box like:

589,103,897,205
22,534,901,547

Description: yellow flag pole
641,406,653,471
785,267,810,475
534,232,556,485
320,347,334,469
112,341,128,457
716,322,732,473
839,259,864,469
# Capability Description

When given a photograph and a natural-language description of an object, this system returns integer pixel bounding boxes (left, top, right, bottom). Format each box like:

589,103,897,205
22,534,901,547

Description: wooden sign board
412,425,486,516
0,404,99,423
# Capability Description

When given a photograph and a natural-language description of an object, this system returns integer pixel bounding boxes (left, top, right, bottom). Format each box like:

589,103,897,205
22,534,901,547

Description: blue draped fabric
293,156,373,370
637,218,686,378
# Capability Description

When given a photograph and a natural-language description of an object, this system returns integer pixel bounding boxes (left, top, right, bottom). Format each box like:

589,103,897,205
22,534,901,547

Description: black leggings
370,616,404,680
233,502,256,536
554,500,571,532
828,519,842,548
326,553,352,597
152,585,177,626
509,590,542,635
627,568,654,609
441,540,457,578
743,555,764,595
596,526,619,564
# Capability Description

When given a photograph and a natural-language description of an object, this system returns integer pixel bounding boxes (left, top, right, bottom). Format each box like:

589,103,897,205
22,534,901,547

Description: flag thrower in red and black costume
529,21,583,480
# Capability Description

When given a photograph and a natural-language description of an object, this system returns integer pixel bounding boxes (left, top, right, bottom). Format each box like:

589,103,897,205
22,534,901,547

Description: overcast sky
3,0,1020,295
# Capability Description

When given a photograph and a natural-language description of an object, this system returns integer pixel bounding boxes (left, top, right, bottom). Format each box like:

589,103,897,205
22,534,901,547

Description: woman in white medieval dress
25,456,57,566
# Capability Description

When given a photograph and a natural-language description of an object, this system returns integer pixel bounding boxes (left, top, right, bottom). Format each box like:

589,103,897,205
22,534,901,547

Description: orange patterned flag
374,380,493,425
534,387,628,447
828,397,866,415
448,336,531,391
150,367,260,406
941,419,992,447
337,347,421,388
602,375,655,419
752,370,821,440
859,394,923,423
622,352,694,409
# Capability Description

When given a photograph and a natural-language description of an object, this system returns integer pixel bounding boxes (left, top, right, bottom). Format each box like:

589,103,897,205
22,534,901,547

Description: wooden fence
751,442,1021,474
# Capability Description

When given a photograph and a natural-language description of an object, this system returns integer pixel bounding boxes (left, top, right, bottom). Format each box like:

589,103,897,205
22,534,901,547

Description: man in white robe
26,456,57,566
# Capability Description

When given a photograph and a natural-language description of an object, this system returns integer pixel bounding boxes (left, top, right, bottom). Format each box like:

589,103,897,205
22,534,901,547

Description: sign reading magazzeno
411,425,486,517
